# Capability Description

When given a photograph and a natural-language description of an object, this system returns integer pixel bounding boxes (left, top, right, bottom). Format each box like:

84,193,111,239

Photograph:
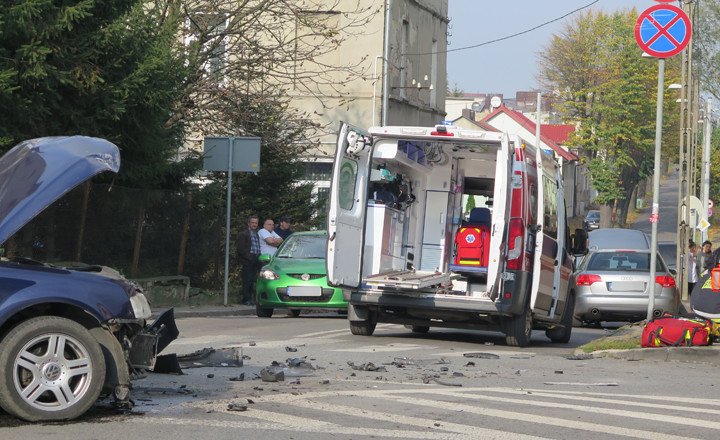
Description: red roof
480,105,578,161
541,124,575,144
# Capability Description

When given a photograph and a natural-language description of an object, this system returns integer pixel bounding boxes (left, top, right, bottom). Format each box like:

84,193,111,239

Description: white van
326,122,587,346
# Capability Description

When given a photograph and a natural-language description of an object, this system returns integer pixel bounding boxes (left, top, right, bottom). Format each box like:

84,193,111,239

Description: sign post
204,137,261,305
635,1,691,321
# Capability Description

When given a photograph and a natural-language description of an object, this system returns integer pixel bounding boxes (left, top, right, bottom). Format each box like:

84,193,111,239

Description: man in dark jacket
275,216,294,240
237,215,260,305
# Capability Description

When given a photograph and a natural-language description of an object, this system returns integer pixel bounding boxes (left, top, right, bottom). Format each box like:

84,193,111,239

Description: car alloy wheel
0,316,106,422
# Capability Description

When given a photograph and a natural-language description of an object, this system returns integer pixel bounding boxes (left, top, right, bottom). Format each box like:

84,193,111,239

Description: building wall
297,0,447,153
295,0,449,197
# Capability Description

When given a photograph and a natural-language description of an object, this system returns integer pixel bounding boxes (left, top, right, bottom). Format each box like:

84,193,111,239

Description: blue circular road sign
635,4,692,58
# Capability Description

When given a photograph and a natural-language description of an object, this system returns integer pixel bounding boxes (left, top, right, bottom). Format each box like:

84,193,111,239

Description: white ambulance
326,122,587,347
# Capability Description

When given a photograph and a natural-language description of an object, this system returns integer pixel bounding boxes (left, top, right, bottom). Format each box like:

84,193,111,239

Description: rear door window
587,251,665,272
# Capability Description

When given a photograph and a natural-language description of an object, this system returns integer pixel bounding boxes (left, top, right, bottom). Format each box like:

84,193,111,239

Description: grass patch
578,337,641,353
577,322,644,353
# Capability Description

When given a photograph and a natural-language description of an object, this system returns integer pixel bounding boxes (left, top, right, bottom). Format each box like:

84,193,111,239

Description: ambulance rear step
363,270,450,290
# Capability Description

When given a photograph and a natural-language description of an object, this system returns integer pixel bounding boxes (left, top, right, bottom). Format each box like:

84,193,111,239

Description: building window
303,162,333,181
185,14,227,81
315,187,330,212
400,19,409,100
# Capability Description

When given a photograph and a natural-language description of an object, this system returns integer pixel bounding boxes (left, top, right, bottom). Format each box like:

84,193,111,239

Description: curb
589,346,720,365
152,305,257,319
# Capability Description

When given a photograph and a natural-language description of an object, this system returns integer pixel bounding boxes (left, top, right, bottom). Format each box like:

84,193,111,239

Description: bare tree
150,0,379,138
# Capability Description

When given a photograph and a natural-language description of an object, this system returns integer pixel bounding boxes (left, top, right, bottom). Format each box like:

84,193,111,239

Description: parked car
583,210,601,231
0,137,177,422
573,229,680,325
255,231,346,317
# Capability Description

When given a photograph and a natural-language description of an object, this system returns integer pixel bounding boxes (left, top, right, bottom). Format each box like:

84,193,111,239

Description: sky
447,0,663,96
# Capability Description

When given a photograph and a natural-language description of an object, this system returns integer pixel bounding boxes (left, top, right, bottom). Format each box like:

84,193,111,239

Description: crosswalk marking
135,385,715,439
477,387,720,416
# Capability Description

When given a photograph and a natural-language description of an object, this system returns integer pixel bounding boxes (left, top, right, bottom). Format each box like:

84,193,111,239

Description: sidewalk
152,303,256,319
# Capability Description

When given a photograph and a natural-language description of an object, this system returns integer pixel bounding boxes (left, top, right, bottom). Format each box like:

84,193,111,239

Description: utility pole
701,99,712,243
676,0,696,302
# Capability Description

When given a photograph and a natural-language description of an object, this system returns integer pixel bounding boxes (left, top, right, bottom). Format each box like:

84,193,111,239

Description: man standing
275,216,294,240
237,215,260,305
699,240,714,277
258,217,283,256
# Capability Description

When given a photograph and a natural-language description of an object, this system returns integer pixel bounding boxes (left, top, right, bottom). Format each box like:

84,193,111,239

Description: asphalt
155,299,720,366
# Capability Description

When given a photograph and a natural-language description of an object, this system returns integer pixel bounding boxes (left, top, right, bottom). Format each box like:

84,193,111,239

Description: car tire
289,309,301,318
255,304,274,318
546,293,575,343
0,316,106,422
348,305,377,336
503,302,533,347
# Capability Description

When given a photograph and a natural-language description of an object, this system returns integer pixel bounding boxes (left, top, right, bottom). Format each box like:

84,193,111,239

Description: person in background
699,240,714,276
687,240,699,295
237,215,261,305
258,217,283,256
275,216,294,240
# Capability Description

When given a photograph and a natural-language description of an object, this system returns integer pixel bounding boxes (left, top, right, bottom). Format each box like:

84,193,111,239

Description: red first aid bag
641,316,712,347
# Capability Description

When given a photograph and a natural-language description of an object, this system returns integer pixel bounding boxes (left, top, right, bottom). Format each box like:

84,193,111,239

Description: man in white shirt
258,218,283,255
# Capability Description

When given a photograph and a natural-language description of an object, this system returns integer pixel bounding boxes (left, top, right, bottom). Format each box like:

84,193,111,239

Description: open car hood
0,136,120,244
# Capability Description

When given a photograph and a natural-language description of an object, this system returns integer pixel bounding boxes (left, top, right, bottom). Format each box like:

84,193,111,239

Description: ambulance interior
361,136,503,294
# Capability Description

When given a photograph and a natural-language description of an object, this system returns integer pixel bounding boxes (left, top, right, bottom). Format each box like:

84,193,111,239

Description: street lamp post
647,58,665,322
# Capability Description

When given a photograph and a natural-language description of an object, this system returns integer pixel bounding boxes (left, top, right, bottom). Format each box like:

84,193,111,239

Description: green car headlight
260,269,279,280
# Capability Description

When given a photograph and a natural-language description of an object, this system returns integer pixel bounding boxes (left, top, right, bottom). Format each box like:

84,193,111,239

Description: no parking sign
635,3,691,58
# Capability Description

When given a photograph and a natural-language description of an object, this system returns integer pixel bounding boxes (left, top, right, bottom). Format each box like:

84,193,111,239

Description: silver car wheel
13,333,94,412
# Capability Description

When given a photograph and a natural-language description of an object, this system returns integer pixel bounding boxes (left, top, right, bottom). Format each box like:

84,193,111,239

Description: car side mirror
258,254,271,264
571,228,588,255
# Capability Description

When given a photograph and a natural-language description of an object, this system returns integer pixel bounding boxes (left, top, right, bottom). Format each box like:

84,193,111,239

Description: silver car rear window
586,251,664,272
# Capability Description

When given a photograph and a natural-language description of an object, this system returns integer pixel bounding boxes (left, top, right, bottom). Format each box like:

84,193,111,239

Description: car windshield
586,251,664,272
276,235,326,259
586,211,600,220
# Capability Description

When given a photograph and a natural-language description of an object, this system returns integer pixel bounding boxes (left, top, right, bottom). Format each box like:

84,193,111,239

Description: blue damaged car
0,137,177,422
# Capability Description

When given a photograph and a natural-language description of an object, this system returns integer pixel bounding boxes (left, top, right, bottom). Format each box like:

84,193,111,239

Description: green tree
538,9,680,226
697,2,720,101
0,1,190,188
464,195,476,217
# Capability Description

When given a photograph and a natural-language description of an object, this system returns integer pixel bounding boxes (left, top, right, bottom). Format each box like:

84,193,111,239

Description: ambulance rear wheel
348,305,377,336
503,303,533,347
546,293,574,343
349,320,376,336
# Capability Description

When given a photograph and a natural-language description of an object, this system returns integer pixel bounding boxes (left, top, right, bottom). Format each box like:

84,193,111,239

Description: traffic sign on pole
635,4,692,58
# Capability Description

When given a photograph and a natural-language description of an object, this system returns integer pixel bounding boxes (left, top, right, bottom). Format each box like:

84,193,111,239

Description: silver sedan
573,249,680,324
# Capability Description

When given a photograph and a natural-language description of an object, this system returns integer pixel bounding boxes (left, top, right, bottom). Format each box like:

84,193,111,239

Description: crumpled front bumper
128,308,179,370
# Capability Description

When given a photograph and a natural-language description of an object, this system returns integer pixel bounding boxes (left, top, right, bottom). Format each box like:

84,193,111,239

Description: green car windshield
276,235,327,259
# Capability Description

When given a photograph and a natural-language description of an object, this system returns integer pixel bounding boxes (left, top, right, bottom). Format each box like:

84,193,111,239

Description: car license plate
608,281,645,292
287,286,322,297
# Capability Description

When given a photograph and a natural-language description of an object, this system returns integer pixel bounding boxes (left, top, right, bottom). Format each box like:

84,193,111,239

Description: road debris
347,361,387,372
422,374,462,387
229,373,245,381
463,352,500,359
543,382,619,386
227,403,248,412
260,368,285,382
286,346,298,352
564,353,594,360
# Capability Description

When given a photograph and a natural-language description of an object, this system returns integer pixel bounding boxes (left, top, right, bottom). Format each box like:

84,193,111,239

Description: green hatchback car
255,231,346,317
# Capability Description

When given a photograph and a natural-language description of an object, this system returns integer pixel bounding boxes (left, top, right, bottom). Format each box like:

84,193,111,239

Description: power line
405,0,600,56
